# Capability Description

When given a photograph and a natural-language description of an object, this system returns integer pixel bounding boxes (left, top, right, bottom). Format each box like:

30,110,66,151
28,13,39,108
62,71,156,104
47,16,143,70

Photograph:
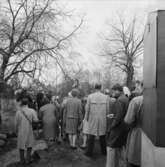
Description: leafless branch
100,15,144,86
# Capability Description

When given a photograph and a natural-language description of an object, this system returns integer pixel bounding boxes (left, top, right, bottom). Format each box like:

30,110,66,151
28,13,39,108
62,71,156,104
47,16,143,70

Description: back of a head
21,97,29,106
131,81,143,98
135,80,143,88
42,97,50,106
95,83,102,90
46,93,52,102
71,88,79,97
36,92,44,102
16,90,29,106
135,80,141,85
112,84,123,92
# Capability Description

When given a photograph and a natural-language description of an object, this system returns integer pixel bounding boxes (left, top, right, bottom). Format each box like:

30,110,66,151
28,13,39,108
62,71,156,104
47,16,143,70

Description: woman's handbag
32,120,43,130
21,110,43,130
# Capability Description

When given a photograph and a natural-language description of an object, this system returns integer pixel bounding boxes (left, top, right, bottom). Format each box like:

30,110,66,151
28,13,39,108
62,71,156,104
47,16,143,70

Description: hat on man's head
112,84,123,92
71,88,79,97
94,83,102,90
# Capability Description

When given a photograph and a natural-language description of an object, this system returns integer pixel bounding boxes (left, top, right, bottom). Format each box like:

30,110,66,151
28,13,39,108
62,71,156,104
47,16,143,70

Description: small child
15,91,38,165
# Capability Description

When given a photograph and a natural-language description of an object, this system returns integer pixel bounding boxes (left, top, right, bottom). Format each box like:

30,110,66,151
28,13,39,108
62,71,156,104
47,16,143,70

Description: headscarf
123,86,131,97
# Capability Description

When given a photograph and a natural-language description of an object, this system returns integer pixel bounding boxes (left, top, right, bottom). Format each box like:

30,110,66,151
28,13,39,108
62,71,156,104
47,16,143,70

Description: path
0,139,106,167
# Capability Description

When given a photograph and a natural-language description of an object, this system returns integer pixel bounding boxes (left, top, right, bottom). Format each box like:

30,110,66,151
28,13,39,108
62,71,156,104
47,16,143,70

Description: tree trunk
0,79,4,126
126,65,134,88
0,73,15,131
0,68,7,125
0,69,6,95
0,67,4,83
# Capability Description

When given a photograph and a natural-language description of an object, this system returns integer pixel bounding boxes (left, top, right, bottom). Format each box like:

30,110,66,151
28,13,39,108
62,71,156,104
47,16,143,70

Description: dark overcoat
107,94,129,148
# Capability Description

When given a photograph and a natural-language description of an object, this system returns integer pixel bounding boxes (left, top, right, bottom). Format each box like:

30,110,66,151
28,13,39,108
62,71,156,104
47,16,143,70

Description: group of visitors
106,82,143,167
14,80,143,167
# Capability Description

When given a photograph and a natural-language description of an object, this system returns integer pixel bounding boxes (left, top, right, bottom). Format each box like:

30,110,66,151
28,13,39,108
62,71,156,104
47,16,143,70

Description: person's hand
107,114,114,119
63,121,66,128
78,122,83,131
15,129,18,136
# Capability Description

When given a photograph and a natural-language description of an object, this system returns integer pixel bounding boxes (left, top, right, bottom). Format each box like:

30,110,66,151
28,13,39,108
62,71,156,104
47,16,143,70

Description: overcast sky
1,0,165,85
22,0,165,84
55,0,165,70
40,0,165,84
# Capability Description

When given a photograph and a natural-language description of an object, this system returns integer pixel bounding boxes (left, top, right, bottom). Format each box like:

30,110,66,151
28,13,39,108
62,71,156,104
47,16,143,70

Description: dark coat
107,94,129,148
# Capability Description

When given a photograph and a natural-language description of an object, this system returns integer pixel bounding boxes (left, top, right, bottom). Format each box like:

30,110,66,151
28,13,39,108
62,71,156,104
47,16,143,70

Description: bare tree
100,15,144,87
0,0,83,88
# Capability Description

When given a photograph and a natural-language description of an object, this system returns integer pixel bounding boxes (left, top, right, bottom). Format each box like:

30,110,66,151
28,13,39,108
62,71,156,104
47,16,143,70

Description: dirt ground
0,138,106,167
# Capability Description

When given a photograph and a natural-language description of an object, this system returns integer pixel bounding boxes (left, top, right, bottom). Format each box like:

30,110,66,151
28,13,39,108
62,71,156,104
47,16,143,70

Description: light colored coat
65,97,82,119
15,106,38,150
85,91,109,136
124,95,143,165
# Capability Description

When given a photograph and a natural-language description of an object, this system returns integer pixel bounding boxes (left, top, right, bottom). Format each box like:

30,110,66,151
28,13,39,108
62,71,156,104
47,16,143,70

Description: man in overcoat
106,84,129,167
84,83,110,157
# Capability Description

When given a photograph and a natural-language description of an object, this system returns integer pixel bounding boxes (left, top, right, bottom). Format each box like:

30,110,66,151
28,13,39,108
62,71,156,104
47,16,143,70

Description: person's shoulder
16,110,21,115
48,103,54,107
67,97,72,101
87,93,94,99
40,104,45,109
119,94,129,102
28,108,36,113
76,97,81,101
128,96,142,110
40,103,48,110
75,98,81,104
46,103,54,109
66,97,76,105
131,95,143,104
89,92,94,96
101,93,108,98
98,93,109,101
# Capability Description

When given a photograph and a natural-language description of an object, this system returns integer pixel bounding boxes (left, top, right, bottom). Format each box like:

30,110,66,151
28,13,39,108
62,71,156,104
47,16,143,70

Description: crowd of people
14,80,143,167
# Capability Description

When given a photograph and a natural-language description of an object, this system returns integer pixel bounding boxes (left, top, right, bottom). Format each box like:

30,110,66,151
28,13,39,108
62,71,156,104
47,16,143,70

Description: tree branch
5,68,34,81
132,37,143,56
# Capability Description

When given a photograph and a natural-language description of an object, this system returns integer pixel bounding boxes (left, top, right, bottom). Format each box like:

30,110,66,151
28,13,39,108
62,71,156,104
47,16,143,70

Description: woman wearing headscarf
123,86,131,98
